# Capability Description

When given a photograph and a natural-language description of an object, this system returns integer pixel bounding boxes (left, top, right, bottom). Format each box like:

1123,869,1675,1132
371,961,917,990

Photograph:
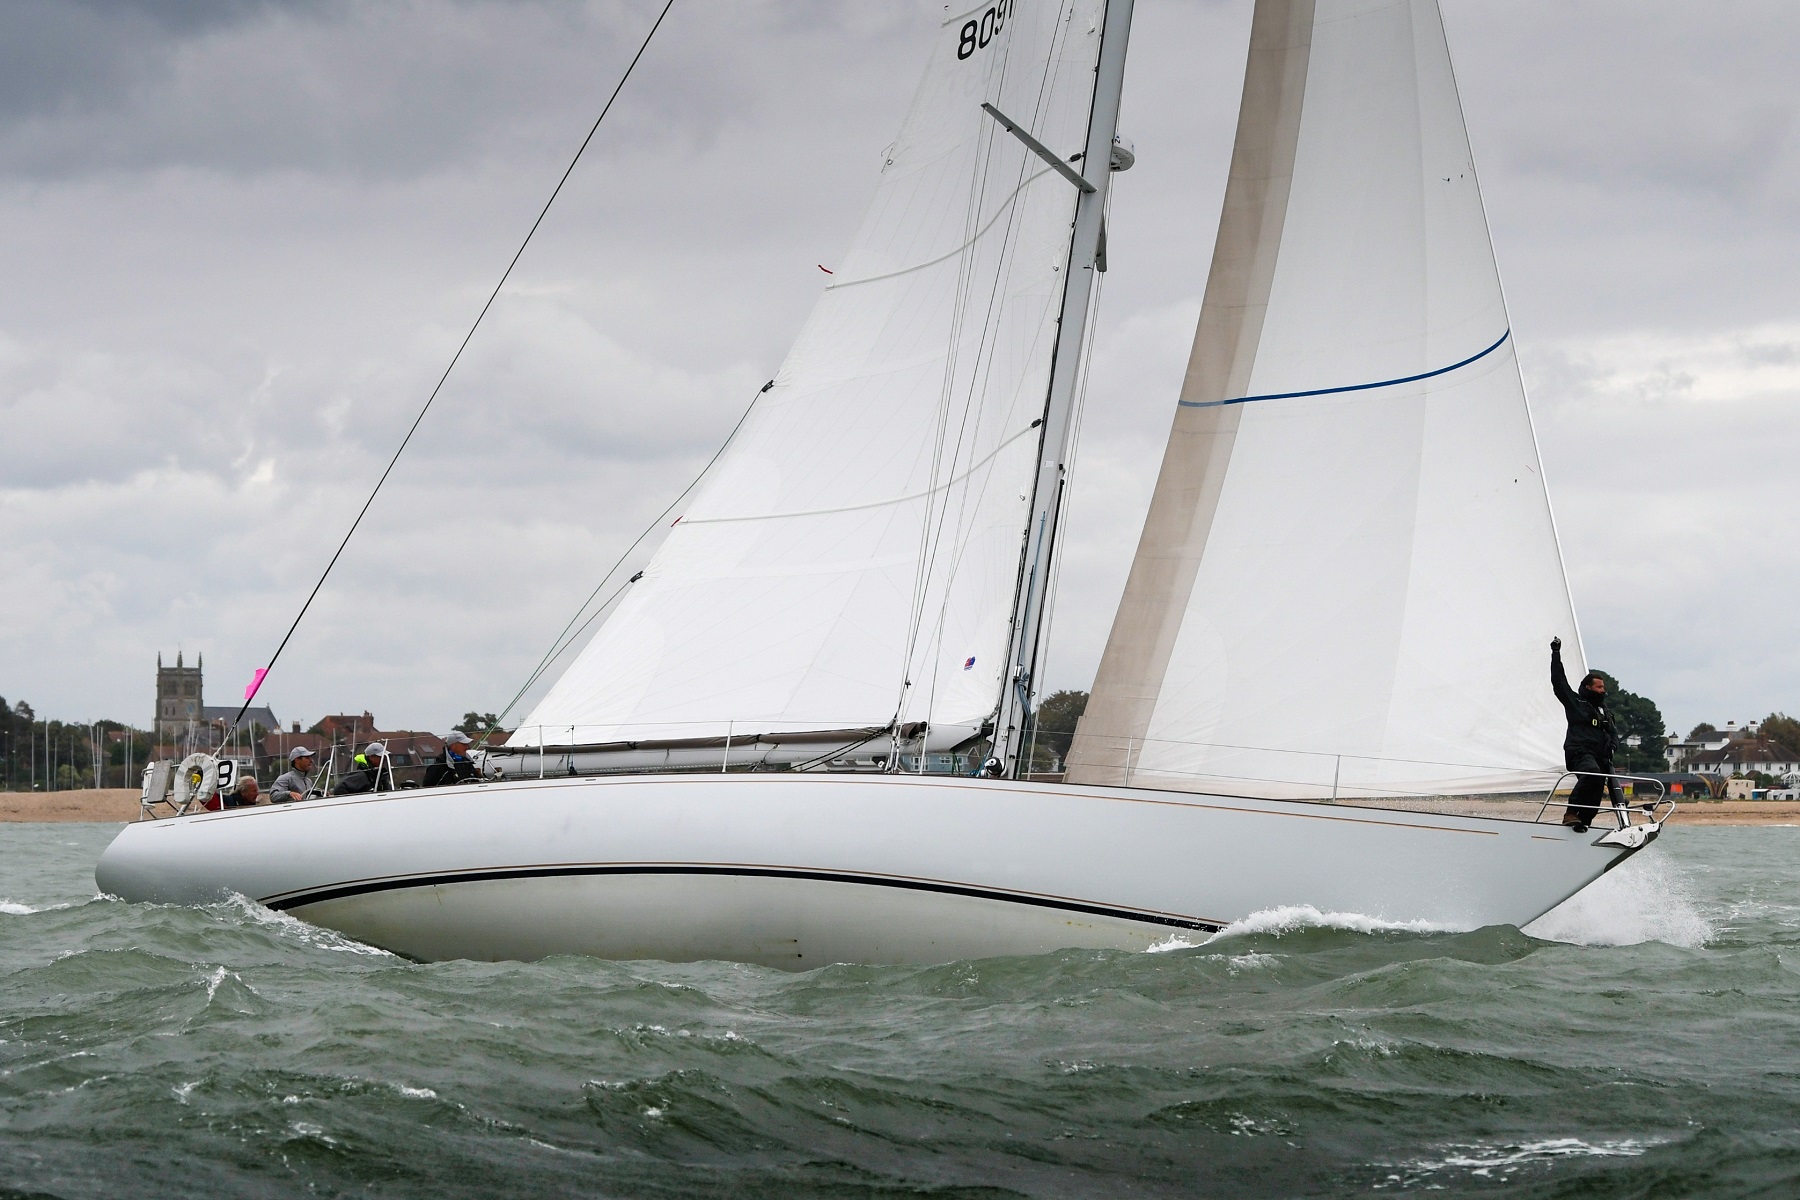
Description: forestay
1067,0,1582,799
514,1,1108,755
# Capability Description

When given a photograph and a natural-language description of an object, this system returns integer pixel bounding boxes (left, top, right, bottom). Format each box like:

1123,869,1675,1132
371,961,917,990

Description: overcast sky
2,0,1795,741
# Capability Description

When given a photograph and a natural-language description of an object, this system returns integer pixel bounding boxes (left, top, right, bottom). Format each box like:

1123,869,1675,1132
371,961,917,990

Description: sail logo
964,656,977,670
955,0,1015,61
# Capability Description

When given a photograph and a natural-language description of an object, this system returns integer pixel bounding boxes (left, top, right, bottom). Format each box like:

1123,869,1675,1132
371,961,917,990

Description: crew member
224,776,262,808
424,731,480,787
271,747,319,804
1550,637,1623,832
335,741,392,795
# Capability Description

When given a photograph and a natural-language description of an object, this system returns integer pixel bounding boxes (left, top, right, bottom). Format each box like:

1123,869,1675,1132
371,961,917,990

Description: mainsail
1067,0,1581,799
513,2,1113,761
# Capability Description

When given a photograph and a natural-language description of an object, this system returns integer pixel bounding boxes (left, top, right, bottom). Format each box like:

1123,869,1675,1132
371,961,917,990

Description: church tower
155,651,204,742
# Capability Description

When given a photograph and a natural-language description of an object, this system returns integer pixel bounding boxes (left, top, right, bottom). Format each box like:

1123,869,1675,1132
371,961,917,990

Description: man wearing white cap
271,747,318,804
425,731,480,787
335,742,392,795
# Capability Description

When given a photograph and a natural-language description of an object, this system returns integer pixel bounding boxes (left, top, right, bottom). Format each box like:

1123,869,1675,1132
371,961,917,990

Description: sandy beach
3,789,1796,826
0,789,143,823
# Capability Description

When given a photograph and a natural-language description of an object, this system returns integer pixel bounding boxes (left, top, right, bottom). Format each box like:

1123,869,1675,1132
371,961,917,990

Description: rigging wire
217,0,676,743
475,378,773,747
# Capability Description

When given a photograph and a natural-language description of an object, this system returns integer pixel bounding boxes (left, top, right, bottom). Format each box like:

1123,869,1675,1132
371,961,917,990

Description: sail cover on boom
513,2,1109,756
1067,0,1581,800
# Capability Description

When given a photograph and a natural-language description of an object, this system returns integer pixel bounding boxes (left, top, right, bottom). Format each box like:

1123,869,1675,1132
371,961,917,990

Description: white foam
1524,848,1714,948
392,1084,438,1100
1145,934,1202,954
202,965,229,1002
1226,951,1278,973
1206,905,1460,942
1382,1135,1662,1185
1228,1113,1295,1137
287,1121,339,1145
1,899,89,916
221,894,396,957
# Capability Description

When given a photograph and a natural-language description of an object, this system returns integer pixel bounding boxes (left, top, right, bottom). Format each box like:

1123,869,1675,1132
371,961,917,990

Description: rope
217,0,676,744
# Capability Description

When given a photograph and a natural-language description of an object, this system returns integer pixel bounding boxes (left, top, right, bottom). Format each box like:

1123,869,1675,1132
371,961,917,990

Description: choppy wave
1206,903,1462,941
219,892,399,957
1375,1135,1669,1188
0,823,1793,1199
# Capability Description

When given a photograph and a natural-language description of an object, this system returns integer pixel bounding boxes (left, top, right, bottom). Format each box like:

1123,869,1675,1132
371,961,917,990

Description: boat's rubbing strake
265,863,1228,933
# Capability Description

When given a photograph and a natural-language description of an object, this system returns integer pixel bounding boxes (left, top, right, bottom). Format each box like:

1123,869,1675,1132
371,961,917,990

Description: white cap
445,731,473,746
288,745,316,762
364,742,387,757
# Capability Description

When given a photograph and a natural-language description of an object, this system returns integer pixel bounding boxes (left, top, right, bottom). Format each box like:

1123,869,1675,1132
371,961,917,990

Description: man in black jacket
334,741,392,796
424,731,480,788
1550,637,1623,832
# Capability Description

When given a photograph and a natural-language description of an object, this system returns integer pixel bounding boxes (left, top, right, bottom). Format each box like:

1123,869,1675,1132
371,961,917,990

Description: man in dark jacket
1550,637,1623,832
334,742,392,796
424,731,480,788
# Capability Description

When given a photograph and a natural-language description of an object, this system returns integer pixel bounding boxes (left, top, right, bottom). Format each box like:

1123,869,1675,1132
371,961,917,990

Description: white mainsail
1067,0,1581,799
515,2,1109,755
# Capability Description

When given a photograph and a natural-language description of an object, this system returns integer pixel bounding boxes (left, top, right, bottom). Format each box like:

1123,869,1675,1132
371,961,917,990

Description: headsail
513,2,1112,762
1067,0,1580,800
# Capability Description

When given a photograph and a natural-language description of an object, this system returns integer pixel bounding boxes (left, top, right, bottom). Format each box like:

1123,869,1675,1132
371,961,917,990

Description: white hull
96,773,1648,968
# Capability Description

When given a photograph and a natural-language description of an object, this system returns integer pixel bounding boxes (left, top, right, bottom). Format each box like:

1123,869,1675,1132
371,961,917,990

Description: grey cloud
0,1,922,182
0,0,272,120
3,0,1798,737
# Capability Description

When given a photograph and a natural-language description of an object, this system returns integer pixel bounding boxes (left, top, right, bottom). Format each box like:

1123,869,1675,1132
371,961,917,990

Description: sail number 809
957,1,1016,60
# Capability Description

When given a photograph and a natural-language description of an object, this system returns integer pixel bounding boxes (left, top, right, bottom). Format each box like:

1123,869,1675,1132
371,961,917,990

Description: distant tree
1024,690,1089,770
1760,713,1800,760
1593,672,1666,773
458,712,505,734
1688,722,1718,741
5,701,34,791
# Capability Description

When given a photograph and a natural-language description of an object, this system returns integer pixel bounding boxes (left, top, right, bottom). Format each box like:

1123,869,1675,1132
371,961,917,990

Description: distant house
1665,732,1732,770
1681,738,1800,784
314,712,380,744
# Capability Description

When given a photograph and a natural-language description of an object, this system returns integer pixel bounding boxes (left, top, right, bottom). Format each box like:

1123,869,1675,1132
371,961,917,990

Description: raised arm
1550,637,1578,706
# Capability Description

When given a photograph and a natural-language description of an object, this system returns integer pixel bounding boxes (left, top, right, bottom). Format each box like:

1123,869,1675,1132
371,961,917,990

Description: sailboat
97,0,1666,968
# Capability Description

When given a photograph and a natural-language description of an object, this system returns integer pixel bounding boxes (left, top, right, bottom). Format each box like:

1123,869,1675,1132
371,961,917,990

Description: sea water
1,824,1796,1198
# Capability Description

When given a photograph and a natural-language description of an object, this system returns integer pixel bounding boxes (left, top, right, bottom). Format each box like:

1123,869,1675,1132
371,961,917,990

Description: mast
990,0,1135,778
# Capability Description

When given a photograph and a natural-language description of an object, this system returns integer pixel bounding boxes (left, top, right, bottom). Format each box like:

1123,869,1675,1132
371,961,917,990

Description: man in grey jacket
271,746,319,804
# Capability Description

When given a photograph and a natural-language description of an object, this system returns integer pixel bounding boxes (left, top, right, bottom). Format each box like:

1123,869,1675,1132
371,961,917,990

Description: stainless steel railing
1535,771,1675,829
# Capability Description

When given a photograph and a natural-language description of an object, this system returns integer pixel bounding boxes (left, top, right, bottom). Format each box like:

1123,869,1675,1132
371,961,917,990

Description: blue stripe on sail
1177,329,1512,409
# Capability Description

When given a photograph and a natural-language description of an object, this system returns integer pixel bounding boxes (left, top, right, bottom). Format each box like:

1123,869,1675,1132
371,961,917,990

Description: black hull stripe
266,865,1224,932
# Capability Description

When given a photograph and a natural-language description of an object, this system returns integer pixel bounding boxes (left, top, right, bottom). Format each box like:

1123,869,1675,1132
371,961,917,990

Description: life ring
171,753,220,812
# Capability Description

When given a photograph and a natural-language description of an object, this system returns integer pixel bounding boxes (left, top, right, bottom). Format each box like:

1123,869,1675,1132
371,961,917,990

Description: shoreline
3,789,1798,827
1,789,141,823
